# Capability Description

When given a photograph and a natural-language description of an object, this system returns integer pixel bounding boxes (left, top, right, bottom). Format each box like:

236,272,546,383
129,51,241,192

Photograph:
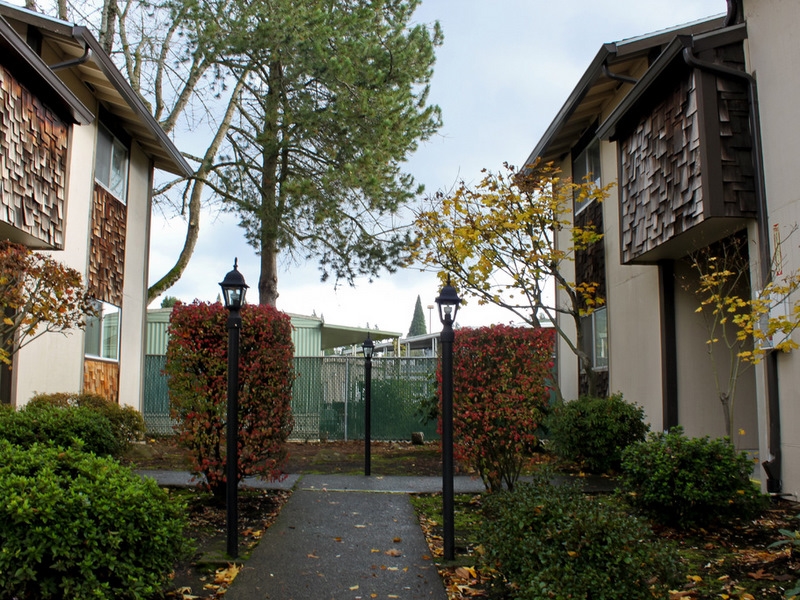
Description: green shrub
620,426,767,528
28,392,145,448
482,471,684,599
546,393,649,473
0,403,121,456
0,441,191,599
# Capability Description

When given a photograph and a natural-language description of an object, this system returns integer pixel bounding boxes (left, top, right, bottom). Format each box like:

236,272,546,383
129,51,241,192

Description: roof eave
0,16,93,124
72,26,192,177
523,43,616,167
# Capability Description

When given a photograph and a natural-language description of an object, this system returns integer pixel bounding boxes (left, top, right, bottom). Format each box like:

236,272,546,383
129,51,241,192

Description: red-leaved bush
444,325,554,492
166,301,294,499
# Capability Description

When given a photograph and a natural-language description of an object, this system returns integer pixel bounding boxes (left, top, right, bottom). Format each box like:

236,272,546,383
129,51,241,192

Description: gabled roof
524,15,726,166
0,16,92,124
597,23,748,141
0,1,191,177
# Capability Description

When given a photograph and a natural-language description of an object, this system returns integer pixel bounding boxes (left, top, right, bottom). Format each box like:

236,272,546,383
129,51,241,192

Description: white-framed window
572,137,601,215
580,306,608,370
95,124,129,202
84,300,120,361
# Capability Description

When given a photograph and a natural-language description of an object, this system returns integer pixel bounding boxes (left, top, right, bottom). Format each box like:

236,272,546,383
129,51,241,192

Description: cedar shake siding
0,64,67,250
611,40,756,264
88,184,126,306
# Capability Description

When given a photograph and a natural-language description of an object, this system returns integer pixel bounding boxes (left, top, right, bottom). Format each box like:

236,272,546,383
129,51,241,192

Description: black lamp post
362,334,375,476
435,276,461,561
219,258,248,559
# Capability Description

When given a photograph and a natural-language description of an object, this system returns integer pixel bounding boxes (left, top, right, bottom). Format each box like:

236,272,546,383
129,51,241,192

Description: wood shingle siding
617,42,756,264
0,65,67,249
83,358,120,403
88,185,126,306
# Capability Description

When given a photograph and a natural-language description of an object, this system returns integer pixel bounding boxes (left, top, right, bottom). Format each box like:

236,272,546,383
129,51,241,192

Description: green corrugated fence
143,355,440,441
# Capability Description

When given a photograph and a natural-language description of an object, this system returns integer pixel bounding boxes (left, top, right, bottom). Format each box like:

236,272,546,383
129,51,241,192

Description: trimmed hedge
0,441,190,599
546,393,649,473
482,471,685,599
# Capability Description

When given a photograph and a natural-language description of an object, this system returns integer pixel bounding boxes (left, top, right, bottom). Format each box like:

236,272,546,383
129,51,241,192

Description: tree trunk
259,241,279,307
256,60,283,307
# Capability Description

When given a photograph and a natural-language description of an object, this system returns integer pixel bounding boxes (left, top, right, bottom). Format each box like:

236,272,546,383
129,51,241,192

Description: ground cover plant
0,402,122,457
482,472,684,599
410,489,800,600
621,426,767,528
27,391,146,451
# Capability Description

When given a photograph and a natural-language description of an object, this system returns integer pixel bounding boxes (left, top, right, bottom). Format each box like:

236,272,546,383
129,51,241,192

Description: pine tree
408,295,428,337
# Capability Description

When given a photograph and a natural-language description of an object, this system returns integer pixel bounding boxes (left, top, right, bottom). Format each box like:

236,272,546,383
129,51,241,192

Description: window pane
95,125,128,203
84,301,120,361
573,138,601,214
593,308,608,369
84,301,102,357
95,127,112,188
109,141,128,200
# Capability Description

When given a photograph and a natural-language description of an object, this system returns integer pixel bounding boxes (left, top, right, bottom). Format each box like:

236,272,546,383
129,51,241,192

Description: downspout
682,42,782,494
49,32,91,71
602,63,638,85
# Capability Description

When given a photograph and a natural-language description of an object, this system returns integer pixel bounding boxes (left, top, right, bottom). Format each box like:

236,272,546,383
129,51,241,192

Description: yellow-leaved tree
688,230,800,437
414,160,613,397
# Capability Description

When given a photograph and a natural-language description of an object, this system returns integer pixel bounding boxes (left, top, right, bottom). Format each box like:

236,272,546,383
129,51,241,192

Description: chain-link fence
143,355,439,441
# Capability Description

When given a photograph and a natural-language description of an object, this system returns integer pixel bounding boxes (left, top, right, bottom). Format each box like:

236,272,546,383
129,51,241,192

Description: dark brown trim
659,260,679,429
695,69,725,218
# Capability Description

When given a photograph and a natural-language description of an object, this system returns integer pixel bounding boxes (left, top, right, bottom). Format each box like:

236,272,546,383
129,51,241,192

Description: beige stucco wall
744,0,800,498
551,156,580,402
12,113,97,406
117,143,152,410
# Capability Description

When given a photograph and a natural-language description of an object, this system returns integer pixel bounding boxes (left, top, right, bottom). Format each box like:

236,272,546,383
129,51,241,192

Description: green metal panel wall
141,355,439,442
143,354,172,434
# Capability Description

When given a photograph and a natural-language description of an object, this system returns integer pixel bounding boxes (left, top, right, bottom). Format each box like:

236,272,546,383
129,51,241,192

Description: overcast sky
148,0,726,336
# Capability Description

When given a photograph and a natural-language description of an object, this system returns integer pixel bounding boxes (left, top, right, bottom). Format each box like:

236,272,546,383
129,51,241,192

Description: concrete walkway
139,472,616,600
225,482,448,600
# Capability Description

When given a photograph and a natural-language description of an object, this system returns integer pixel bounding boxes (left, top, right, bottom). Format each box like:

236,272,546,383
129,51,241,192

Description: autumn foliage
166,301,294,499
0,241,95,365
445,325,554,491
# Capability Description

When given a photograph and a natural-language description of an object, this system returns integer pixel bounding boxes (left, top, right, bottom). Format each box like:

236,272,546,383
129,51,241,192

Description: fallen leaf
748,569,771,580
214,563,241,585
455,566,478,579
349,584,359,591
393,537,402,543
307,552,319,559
384,548,402,557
